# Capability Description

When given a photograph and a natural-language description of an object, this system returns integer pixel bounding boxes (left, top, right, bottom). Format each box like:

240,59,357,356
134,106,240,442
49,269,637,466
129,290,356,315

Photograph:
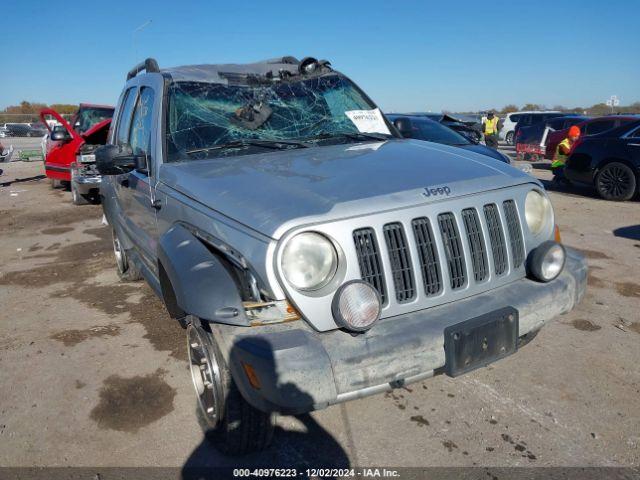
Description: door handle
151,199,162,210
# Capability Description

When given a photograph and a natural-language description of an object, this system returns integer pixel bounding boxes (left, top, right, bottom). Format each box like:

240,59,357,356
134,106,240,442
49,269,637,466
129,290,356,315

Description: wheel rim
187,325,224,428
112,230,127,273
598,166,632,199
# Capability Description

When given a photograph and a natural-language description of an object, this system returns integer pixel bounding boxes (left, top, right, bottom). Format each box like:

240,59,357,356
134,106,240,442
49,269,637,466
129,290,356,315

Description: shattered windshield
166,74,392,161
74,107,114,134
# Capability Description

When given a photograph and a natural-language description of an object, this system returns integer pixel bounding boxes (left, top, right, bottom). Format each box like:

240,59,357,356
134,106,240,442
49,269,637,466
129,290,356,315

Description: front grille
411,217,442,296
353,228,387,304
352,197,526,307
438,213,467,290
383,223,415,303
483,204,508,275
503,200,525,268
461,208,488,282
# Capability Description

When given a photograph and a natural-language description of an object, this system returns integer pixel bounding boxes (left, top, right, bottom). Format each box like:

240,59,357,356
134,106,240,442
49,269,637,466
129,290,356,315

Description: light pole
132,20,152,64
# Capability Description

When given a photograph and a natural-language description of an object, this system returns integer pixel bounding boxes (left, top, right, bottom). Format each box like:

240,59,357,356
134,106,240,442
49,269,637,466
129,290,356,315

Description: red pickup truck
41,104,114,187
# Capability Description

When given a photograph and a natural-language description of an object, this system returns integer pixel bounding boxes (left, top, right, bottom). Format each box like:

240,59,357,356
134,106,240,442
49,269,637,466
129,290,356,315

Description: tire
112,229,142,281
71,182,89,205
595,162,636,201
188,321,274,455
506,131,514,145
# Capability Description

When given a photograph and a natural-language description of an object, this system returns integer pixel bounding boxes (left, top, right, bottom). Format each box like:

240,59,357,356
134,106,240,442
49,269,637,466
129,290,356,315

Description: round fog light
528,241,566,282
332,280,382,332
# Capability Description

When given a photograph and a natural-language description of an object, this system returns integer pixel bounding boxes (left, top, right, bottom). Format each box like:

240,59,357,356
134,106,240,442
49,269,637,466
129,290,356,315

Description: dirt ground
0,156,639,470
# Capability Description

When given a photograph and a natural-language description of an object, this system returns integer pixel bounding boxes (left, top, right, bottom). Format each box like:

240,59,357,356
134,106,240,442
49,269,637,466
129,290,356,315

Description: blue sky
3,0,639,112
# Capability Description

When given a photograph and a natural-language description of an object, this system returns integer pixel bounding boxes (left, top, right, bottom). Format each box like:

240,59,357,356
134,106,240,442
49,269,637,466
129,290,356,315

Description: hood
458,144,510,163
160,139,536,239
81,118,111,144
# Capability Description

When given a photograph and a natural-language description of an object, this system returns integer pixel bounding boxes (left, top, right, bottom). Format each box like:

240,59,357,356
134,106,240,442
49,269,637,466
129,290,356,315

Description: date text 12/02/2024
232,468,400,477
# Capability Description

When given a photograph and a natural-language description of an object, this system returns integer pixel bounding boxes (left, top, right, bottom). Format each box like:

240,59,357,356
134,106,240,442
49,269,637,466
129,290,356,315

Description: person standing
552,125,581,185
483,112,500,149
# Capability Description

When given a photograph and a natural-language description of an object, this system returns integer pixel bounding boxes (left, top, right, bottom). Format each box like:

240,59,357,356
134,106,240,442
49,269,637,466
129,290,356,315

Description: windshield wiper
186,139,310,156
309,131,392,143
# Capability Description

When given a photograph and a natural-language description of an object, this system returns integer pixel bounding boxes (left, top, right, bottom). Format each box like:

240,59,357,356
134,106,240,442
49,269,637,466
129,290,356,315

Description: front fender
158,224,249,326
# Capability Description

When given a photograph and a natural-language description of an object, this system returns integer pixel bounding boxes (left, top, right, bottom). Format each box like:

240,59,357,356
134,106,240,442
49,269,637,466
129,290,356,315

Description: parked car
40,107,112,202
499,111,558,145
564,119,640,201
96,56,587,455
513,112,565,144
545,115,640,160
1,123,44,137
387,114,511,163
498,112,522,145
413,113,483,143
515,116,589,161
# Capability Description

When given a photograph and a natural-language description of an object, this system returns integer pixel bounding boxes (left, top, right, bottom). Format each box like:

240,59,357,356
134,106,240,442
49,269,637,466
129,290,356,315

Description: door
39,108,83,181
625,125,640,164
118,86,158,271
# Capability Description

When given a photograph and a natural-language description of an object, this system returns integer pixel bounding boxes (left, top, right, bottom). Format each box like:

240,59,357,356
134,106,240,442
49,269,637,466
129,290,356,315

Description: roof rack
127,58,160,80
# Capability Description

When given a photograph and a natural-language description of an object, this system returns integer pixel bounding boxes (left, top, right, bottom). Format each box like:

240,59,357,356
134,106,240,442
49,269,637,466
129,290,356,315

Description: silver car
96,56,587,455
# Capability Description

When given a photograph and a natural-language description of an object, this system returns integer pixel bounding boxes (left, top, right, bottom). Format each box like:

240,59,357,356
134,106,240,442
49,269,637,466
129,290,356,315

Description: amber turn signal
241,362,261,390
554,225,562,243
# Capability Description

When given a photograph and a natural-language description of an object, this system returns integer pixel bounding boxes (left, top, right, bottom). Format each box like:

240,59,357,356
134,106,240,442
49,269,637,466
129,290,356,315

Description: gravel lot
1,141,639,470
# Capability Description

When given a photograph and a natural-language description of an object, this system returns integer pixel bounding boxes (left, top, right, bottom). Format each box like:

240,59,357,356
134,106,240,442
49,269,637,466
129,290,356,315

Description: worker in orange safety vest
552,125,581,185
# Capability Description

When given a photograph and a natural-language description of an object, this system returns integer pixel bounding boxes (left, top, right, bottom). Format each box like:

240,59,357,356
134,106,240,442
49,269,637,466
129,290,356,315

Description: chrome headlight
525,190,553,235
281,232,338,291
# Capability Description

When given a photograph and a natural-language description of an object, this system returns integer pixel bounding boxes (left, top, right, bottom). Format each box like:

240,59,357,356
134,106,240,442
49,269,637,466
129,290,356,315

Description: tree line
497,102,640,116
0,101,77,123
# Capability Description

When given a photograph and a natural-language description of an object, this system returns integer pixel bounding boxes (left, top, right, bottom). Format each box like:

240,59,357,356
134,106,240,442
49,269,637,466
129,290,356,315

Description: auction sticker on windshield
345,108,391,135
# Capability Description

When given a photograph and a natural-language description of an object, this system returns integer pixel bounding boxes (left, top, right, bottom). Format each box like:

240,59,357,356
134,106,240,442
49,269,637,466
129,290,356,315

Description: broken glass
166,74,392,162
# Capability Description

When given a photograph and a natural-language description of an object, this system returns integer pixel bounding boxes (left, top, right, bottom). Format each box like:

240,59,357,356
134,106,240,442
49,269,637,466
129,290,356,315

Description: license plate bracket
444,307,518,377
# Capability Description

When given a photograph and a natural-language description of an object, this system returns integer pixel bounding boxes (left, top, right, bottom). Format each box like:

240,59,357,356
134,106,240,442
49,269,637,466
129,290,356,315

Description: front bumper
217,248,587,415
71,164,102,195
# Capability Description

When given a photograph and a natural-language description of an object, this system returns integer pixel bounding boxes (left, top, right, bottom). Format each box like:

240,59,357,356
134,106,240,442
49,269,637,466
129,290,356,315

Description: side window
627,126,640,138
510,114,521,123
584,120,614,135
129,87,155,156
520,115,531,126
116,88,138,145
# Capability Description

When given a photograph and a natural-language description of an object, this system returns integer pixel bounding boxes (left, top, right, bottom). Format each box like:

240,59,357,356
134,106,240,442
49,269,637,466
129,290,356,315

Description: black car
387,114,511,163
3,123,45,137
517,115,589,145
411,113,483,143
513,112,565,141
565,119,640,201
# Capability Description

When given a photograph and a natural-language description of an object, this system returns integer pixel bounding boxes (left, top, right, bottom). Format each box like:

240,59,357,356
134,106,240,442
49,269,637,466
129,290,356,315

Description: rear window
547,119,565,130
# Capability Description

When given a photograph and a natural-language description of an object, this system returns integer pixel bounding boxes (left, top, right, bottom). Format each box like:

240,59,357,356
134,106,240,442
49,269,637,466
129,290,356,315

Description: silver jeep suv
96,56,587,454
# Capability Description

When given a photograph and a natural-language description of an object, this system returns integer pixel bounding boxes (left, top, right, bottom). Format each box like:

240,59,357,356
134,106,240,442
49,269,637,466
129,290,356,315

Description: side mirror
394,118,413,138
50,129,72,142
95,144,139,175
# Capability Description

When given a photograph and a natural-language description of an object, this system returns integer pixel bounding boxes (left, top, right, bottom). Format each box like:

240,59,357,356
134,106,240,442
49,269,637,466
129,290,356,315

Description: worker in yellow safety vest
552,125,581,185
482,112,500,149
